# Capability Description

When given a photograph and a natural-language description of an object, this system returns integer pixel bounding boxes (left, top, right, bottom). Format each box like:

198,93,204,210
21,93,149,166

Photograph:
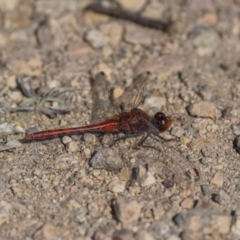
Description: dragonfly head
154,112,172,132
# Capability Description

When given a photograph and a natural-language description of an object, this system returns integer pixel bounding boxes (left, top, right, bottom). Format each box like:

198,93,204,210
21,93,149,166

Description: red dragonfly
24,72,172,144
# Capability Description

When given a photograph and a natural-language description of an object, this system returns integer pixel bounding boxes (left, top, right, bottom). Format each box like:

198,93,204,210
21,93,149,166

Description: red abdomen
25,119,120,140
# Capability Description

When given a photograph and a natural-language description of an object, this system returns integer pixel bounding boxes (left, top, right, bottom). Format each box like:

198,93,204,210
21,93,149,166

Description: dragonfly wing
91,72,115,123
91,71,151,123
113,71,151,112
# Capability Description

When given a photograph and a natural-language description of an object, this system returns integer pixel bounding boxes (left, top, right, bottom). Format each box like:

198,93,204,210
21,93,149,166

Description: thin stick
85,3,172,32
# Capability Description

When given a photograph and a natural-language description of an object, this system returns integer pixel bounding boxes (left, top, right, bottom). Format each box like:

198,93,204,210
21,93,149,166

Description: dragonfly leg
131,133,149,150
135,133,164,151
136,133,149,146
152,132,176,143
109,132,143,147
136,132,176,151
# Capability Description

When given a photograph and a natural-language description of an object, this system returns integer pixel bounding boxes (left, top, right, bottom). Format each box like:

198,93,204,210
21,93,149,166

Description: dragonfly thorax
118,108,151,134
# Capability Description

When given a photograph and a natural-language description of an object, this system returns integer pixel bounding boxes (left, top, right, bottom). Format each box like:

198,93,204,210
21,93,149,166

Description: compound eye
155,111,166,119
154,112,172,132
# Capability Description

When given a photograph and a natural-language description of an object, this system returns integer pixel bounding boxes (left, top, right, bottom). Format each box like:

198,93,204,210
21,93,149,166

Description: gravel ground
1,0,240,239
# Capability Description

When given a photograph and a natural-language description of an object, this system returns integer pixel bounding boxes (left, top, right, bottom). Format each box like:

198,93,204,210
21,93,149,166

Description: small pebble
8,91,22,102
112,229,134,240
116,0,146,12
113,87,124,99
118,166,131,181
180,197,194,209
62,136,72,144
113,197,141,224
174,209,231,235
188,101,217,120
85,29,108,49
162,179,174,189
94,229,112,240
66,141,78,153
91,169,101,178
90,147,124,170
6,75,17,88
83,147,91,159
214,189,231,205
136,165,156,187
180,90,195,103
173,213,187,228
180,136,191,146
0,0,19,11
101,45,113,58
0,140,22,151
46,80,60,89
41,224,60,238
2,122,24,134
188,26,220,56
141,1,166,20
232,124,240,135
125,26,152,46
201,184,213,196
135,230,155,240
171,126,184,138
139,172,156,187
83,133,96,145
55,154,77,170
144,96,166,111
99,21,123,45
200,157,213,165
149,221,169,237
210,171,223,188
108,178,125,193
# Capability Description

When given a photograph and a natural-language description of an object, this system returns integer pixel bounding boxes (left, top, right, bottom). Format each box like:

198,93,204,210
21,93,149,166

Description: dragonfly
24,71,173,146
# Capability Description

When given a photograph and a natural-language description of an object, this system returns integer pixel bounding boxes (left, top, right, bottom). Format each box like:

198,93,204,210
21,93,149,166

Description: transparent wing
112,71,151,112
91,71,151,123
91,72,115,123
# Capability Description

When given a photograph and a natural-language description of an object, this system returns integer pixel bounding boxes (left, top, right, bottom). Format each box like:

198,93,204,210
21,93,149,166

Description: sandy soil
1,0,240,239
